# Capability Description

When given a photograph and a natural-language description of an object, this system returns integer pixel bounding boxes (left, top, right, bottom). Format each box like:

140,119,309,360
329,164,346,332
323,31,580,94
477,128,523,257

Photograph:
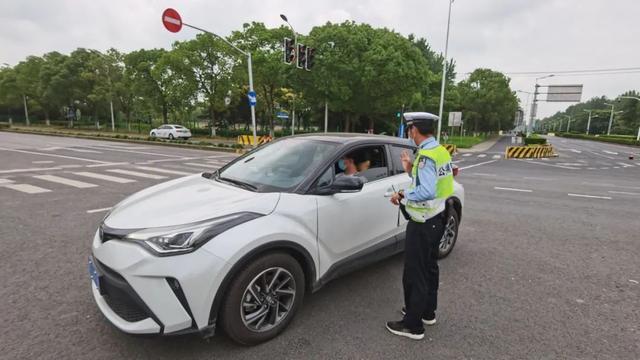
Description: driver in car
336,153,359,177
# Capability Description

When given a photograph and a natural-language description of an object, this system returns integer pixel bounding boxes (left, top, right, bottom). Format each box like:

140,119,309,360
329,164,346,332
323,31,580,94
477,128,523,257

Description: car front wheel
168,133,174,140
220,252,305,345
438,208,459,259
150,132,156,137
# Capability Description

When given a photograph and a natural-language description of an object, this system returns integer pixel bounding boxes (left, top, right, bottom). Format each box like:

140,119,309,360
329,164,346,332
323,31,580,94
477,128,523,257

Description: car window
390,145,415,174
334,145,389,182
219,138,339,192
174,125,184,129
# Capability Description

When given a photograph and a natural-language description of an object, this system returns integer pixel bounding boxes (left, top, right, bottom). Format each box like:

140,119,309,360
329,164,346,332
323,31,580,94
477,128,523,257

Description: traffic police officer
386,112,454,340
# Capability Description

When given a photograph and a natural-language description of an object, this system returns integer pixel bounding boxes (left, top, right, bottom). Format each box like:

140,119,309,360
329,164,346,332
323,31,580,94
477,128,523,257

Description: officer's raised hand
400,150,413,173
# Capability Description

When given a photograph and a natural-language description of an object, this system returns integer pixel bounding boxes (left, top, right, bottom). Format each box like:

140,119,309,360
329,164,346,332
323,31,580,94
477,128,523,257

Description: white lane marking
494,187,533,193
568,193,612,200
40,146,62,151
459,160,498,170
471,173,496,177
80,146,184,158
2,183,51,194
569,149,582,153
59,164,83,169
32,160,54,164
492,155,501,159
600,167,609,170
514,159,579,170
85,162,130,168
64,147,102,154
135,166,193,176
603,150,618,155
523,176,554,181
73,172,136,184
477,154,487,158
452,160,465,164
608,191,640,196
557,163,585,167
587,151,615,160
185,162,218,168
106,169,167,180
462,153,473,157
86,207,112,214
0,179,15,184
0,147,109,163
0,167,63,174
613,166,620,169
617,162,634,168
587,167,596,170
33,175,98,188
136,156,204,164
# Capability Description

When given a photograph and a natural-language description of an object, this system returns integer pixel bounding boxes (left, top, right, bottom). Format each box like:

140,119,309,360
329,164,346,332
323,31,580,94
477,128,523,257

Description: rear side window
389,145,414,174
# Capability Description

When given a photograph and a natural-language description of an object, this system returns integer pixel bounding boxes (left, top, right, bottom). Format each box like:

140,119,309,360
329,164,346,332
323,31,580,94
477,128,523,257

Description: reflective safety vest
404,145,454,222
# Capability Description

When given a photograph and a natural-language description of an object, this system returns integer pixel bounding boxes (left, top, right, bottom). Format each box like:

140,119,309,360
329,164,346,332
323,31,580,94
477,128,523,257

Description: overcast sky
1,0,638,119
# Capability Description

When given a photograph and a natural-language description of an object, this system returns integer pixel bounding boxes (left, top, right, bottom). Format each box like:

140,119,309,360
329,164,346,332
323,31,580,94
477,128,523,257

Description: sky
1,0,638,120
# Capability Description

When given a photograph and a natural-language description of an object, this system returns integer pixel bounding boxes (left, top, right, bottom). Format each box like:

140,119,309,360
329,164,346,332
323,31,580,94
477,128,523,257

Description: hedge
557,133,639,146
524,137,547,145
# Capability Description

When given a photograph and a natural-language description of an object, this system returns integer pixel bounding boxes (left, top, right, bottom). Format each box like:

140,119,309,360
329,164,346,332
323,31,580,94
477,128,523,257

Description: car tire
220,252,305,345
150,132,156,137
438,208,459,259
168,133,174,140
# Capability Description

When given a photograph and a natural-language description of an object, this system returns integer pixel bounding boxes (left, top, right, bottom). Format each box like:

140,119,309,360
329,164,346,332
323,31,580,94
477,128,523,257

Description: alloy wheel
440,215,457,252
240,267,296,332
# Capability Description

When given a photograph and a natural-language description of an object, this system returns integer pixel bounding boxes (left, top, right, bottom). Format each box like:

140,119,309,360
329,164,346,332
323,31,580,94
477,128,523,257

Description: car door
314,144,402,276
388,144,416,228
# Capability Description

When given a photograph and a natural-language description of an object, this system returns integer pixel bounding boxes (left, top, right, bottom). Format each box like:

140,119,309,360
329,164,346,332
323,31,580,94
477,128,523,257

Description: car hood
104,174,280,229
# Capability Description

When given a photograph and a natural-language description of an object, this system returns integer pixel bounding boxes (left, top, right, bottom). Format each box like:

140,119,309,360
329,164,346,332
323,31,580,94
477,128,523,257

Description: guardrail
442,144,457,155
505,145,556,159
236,135,273,146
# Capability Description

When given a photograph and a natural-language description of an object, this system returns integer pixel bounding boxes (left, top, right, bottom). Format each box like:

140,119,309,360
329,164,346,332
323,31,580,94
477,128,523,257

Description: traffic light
283,38,295,64
305,47,315,70
296,44,307,69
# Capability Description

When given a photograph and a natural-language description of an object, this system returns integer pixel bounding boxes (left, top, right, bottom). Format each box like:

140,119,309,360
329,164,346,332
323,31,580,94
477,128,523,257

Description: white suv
89,134,464,345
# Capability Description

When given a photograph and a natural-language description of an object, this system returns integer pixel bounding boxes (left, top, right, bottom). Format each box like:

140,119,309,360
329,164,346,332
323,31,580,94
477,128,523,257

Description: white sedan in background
150,124,192,140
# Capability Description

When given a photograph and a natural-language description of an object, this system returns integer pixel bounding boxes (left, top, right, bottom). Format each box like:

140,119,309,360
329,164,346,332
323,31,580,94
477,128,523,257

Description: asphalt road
1,132,639,359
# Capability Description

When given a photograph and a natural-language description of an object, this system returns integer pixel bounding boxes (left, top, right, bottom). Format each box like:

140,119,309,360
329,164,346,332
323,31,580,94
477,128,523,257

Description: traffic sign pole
162,8,258,147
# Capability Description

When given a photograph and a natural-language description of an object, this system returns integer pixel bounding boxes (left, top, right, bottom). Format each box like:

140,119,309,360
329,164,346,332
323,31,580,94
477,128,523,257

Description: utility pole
23,95,29,126
564,115,572,132
437,0,454,142
324,100,328,133
605,103,615,135
584,109,593,134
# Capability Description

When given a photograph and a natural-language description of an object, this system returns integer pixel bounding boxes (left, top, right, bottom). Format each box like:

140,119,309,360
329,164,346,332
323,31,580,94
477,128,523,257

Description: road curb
0,128,245,154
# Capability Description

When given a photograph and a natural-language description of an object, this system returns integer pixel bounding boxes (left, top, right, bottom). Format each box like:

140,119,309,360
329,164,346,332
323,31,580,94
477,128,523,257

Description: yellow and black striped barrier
442,144,457,155
505,145,556,159
237,135,274,146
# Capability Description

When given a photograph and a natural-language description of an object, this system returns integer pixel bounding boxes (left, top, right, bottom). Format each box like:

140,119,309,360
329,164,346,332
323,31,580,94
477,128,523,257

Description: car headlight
123,212,262,256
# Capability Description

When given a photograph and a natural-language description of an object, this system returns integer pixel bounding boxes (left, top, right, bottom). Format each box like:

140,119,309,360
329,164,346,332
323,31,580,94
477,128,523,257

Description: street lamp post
179,22,258,146
436,0,454,142
517,90,533,131
563,115,572,132
23,95,30,126
604,103,617,136
584,109,594,135
529,74,554,135
619,96,640,140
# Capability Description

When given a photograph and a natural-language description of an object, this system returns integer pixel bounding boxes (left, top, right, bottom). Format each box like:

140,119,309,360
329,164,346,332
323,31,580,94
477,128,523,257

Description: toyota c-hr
89,134,464,345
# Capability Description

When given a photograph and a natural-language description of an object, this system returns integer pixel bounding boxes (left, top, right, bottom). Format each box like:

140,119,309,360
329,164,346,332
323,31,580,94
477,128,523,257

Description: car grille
95,260,153,323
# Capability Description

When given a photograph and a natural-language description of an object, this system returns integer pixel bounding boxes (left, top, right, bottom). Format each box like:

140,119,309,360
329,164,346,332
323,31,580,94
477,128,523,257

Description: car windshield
218,138,338,192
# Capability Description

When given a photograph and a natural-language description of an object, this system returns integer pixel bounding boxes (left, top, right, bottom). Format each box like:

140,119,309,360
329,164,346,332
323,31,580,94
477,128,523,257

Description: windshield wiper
218,176,258,191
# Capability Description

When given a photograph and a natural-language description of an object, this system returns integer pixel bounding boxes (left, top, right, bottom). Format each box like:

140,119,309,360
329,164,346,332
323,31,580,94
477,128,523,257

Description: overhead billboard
546,85,583,102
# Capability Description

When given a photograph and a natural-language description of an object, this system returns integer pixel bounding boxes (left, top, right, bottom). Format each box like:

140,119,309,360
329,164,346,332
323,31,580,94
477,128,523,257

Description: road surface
1,132,638,359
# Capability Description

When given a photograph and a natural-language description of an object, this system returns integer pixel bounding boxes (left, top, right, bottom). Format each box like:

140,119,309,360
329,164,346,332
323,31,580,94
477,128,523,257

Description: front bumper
90,229,228,335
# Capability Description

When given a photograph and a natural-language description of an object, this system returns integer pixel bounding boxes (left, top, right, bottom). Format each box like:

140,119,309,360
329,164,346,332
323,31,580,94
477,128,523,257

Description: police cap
403,112,439,128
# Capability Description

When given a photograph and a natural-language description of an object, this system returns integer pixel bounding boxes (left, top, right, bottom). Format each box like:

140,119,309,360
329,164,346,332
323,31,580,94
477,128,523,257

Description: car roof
288,132,415,147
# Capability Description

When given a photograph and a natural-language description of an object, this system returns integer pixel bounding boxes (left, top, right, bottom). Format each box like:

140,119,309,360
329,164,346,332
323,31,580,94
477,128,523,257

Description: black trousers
402,213,445,331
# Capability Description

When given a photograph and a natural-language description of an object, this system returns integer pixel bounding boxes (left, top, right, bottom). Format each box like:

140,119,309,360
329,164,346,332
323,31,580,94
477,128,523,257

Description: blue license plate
88,257,100,289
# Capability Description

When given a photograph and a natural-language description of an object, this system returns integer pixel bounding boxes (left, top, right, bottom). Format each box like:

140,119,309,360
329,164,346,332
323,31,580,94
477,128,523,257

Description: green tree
458,68,518,132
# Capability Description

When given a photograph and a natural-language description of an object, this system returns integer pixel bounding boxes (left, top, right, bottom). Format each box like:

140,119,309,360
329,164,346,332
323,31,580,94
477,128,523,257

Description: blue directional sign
247,91,257,106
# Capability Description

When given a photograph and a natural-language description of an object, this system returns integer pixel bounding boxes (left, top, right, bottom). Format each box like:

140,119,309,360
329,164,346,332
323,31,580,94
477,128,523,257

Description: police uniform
398,114,454,333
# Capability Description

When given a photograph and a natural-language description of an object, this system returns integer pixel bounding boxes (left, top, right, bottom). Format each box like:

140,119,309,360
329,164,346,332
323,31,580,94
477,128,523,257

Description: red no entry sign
162,8,182,33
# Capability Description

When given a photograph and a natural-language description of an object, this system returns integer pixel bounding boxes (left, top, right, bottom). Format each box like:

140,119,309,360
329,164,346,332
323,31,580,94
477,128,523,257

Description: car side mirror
316,175,365,195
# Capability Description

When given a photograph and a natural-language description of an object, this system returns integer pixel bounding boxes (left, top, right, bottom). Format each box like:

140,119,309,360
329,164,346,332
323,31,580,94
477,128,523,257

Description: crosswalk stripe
73,172,136,183
64,147,102,154
135,166,193,176
492,155,501,159
106,169,167,179
33,175,98,188
0,179,15,185
3,183,51,194
462,153,472,157
184,162,217,169
477,154,487,158
617,162,634,168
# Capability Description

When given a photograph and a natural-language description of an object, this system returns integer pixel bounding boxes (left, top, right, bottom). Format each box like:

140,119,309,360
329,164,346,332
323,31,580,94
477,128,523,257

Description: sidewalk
456,136,502,153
